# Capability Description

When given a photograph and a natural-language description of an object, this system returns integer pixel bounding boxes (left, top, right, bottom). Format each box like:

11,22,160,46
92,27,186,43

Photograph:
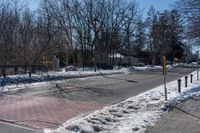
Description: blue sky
137,0,176,12
28,0,176,13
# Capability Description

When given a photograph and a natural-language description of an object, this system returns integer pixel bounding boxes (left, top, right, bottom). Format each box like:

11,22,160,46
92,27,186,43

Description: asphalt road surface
11,68,195,105
1,67,195,132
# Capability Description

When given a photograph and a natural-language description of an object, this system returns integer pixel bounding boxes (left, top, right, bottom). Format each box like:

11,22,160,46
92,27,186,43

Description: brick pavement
146,96,200,133
0,95,104,129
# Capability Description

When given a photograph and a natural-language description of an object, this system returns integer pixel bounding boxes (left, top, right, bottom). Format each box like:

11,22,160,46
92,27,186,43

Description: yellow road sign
43,61,52,64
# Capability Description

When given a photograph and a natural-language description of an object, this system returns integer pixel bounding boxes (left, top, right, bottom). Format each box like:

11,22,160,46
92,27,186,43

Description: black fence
0,65,47,76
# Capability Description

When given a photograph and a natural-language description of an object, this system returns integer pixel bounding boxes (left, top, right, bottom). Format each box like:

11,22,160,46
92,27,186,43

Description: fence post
14,66,18,75
190,74,193,83
29,72,31,78
3,72,6,78
178,79,181,93
185,76,188,87
24,66,27,74
29,71,31,83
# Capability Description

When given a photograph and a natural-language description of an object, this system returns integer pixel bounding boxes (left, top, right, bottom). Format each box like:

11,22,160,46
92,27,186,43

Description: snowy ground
45,70,200,133
0,69,122,88
0,66,163,90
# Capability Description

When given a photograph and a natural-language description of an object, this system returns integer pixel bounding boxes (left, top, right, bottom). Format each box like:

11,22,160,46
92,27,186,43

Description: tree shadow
192,83,200,85
191,97,200,102
99,72,138,83
175,106,200,120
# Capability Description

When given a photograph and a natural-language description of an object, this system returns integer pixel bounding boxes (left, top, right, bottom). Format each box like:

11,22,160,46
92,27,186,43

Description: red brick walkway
0,95,104,129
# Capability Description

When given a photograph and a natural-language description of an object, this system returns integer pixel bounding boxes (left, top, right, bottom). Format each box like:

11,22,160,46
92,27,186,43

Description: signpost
162,56,167,101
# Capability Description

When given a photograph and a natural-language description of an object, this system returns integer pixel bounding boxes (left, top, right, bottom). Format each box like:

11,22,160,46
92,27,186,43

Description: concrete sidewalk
0,122,42,133
146,96,200,133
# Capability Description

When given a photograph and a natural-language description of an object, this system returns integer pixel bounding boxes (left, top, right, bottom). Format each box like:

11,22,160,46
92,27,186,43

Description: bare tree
146,6,157,65
0,0,140,74
175,0,200,41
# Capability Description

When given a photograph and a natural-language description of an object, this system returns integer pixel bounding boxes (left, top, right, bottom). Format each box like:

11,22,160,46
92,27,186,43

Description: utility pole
93,18,98,72
126,17,131,66
197,51,199,80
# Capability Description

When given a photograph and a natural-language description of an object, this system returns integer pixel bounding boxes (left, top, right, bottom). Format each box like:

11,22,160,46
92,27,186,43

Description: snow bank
0,66,165,88
119,66,162,74
0,69,124,88
46,71,200,133
133,66,162,71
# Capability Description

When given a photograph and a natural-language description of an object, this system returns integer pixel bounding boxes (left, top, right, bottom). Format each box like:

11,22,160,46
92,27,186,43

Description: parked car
66,65,78,71
134,61,145,66
97,63,113,70
191,62,198,65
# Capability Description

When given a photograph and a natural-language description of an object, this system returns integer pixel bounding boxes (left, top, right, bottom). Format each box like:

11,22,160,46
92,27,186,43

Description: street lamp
125,16,131,66
93,18,98,72
197,51,199,80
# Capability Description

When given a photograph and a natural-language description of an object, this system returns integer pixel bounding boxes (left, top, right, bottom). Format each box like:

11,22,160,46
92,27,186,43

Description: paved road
11,68,195,104
146,95,200,133
1,68,195,132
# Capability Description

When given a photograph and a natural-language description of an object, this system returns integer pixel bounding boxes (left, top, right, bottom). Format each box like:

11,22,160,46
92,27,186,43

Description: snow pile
118,67,136,74
46,71,200,133
0,69,124,88
119,65,163,74
0,65,167,92
172,63,197,68
0,65,165,88
133,66,162,71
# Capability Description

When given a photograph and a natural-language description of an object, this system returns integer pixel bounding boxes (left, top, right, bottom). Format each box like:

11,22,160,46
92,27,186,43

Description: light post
93,18,98,72
125,16,131,66
197,51,199,80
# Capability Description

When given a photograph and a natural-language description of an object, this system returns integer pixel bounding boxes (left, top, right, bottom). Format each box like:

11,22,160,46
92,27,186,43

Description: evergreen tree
146,8,185,64
168,10,184,63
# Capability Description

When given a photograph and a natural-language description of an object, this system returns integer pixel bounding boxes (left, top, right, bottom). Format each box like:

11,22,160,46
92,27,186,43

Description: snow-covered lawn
45,70,200,133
